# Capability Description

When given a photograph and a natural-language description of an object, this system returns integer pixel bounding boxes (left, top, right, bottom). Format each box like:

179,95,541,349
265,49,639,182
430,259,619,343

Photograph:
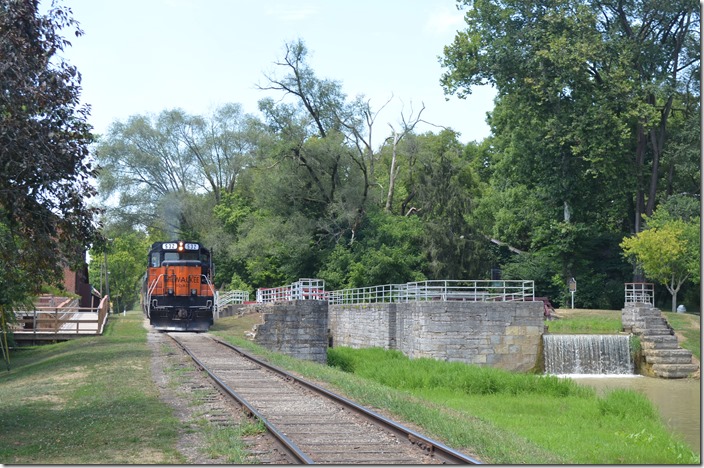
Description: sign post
568,277,576,309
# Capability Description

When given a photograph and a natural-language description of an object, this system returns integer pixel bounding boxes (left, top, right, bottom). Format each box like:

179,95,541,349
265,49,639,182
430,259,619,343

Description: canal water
569,375,701,453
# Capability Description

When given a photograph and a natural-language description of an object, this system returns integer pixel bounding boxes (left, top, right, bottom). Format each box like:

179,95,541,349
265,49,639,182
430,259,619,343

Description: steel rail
210,336,482,465
167,333,314,464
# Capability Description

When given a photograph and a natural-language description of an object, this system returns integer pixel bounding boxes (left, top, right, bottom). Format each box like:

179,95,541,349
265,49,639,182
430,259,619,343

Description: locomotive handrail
146,274,165,310
200,274,216,297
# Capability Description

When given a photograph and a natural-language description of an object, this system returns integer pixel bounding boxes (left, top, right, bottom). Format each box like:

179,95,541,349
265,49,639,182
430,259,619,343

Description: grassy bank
1,308,698,464
663,311,701,360
0,311,184,464
212,311,700,464
546,308,623,334
327,346,698,464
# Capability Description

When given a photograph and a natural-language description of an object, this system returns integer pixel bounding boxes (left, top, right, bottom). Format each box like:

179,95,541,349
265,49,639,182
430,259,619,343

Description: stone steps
650,363,700,379
640,335,680,350
623,304,698,379
644,349,694,364
634,327,672,336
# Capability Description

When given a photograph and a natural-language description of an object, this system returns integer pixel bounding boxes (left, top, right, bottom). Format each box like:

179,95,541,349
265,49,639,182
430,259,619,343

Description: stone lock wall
329,301,544,372
327,303,398,349
244,300,329,364
237,299,544,371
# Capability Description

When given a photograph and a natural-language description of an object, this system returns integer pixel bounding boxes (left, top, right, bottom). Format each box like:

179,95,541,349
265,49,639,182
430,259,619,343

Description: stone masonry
244,300,328,364
622,304,698,378
329,301,544,372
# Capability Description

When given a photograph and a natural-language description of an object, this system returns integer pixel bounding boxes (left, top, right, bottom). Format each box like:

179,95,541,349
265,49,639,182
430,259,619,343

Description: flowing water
570,375,701,454
543,334,700,453
543,334,633,375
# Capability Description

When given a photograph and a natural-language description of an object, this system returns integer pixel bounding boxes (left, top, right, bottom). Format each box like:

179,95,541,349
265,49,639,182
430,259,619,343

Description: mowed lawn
1,308,699,464
0,312,184,464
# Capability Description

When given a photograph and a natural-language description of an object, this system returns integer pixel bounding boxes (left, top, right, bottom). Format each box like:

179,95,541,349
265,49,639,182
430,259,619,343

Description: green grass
0,311,184,464
2,308,698,464
326,346,698,464
212,313,700,464
201,419,265,463
546,309,623,334
663,312,701,361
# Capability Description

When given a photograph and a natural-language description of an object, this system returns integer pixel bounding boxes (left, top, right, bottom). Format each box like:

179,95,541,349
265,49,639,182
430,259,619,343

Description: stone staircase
622,304,698,379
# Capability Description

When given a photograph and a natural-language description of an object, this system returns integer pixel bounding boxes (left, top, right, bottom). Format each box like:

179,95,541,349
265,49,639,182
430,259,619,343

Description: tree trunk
666,275,683,313
385,131,399,213
645,95,674,217
634,125,647,233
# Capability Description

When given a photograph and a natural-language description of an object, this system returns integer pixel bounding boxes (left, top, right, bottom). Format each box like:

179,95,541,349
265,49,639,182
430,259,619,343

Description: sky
57,0,496,145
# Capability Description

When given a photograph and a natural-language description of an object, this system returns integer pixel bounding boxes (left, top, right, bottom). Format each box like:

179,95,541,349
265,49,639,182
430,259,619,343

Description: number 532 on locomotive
141,241,215,331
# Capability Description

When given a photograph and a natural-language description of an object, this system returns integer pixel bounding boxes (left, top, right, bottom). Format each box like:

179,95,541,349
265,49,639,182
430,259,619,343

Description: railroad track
167,332,481,464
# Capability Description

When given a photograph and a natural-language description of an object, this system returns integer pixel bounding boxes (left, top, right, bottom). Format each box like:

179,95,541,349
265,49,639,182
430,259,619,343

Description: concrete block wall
329,301,544,372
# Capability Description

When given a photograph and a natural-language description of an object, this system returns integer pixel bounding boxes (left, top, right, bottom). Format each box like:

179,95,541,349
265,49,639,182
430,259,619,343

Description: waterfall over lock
543,334,634,375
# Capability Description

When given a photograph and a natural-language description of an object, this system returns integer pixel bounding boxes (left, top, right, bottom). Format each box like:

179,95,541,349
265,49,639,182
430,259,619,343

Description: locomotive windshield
164,251,200,262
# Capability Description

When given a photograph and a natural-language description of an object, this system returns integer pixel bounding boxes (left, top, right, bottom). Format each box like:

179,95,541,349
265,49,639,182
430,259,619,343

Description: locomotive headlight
191,288,197,295
177,241,184,252
167,288,174,295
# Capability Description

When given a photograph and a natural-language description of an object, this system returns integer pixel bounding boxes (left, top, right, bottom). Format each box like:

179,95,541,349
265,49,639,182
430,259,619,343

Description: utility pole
104,240,112,314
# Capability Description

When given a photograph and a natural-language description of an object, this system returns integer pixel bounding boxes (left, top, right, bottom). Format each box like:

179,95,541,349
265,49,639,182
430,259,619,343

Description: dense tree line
0,0,684,316
96,0,700,312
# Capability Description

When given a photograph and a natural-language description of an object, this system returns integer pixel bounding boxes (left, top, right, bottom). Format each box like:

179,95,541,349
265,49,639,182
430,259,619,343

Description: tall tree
89,229,150,314
0,0,100,366
441,0,700,233
439,0,699,304
95,105,261,236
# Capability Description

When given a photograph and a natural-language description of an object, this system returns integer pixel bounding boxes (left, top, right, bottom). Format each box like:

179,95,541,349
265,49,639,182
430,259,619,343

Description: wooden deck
11,296,110,344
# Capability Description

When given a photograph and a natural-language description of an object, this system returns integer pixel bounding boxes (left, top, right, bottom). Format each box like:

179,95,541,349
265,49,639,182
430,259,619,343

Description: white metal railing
327,283,408,305
256,278,326,303
216,290,250,310
625,282,654,306
328,280,535,305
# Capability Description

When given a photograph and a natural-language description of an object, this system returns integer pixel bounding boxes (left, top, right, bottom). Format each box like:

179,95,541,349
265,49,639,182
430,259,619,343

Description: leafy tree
0,0,100,365
621,217,700,311
317,209,427,289
439,0,699,306
441,0,699,232
392,130,489,279
89,230,150,313
95,105,262,236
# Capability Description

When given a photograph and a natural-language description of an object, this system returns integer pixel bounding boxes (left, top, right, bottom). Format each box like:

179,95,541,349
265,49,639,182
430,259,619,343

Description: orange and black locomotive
141,241,215,331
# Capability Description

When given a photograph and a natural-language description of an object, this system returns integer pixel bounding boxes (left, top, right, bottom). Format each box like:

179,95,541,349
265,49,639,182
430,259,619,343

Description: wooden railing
11,295,110,338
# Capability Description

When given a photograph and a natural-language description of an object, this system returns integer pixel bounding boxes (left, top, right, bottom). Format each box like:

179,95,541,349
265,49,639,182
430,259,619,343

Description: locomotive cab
142,241,215,332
